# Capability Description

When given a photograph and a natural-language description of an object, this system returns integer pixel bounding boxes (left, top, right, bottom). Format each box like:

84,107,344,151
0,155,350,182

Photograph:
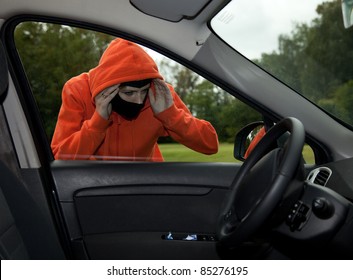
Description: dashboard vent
307,167,332,187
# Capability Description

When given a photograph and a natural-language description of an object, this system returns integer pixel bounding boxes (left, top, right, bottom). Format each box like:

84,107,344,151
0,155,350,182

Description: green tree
220,99,261,142
255,0,353,124
158,58,200,101
15,22,114,139
158,58,261,142
328,80,353,121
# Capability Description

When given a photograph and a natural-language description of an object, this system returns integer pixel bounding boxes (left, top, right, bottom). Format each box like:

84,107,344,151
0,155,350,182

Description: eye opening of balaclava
111,79,151,120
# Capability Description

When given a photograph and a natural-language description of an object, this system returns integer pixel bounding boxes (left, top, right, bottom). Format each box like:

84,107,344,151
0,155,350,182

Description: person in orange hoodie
51,38,218,161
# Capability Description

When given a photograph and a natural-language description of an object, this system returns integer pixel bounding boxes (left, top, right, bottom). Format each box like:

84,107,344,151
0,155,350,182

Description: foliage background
254,0,353,125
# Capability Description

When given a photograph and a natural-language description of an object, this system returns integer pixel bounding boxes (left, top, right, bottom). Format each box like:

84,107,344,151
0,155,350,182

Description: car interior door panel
75,190,225,259
50,161,239,259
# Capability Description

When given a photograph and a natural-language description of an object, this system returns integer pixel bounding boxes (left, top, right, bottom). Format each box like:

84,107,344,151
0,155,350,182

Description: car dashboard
272,157,353,259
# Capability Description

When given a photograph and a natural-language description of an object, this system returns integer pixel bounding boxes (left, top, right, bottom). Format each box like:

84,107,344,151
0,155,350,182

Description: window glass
15,22,314,163
211,0,353,129
15,22,115,138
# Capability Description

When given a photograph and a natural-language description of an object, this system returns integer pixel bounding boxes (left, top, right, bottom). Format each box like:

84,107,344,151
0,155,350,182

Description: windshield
211,0,353,127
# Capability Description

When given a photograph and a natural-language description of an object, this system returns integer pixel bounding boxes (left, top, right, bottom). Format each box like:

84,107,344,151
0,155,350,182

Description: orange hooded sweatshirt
51,38,218,161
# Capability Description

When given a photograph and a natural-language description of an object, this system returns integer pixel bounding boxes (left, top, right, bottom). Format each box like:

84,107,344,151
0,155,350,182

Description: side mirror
342,0,353,29
234,121,264,161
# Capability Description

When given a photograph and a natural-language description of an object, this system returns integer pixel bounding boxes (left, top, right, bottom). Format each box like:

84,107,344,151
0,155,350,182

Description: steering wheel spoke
217,117,305,248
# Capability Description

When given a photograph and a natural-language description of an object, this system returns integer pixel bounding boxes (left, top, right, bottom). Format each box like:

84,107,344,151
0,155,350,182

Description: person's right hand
94,84,119,120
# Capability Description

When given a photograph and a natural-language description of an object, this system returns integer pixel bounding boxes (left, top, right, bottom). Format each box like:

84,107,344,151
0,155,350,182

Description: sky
211,0,330,59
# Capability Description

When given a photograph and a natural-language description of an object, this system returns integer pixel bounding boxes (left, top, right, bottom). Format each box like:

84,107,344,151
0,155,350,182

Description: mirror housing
234,121,264,161
342,0,353,28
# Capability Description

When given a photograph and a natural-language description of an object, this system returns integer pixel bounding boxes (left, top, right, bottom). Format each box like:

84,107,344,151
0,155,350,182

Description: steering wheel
217,117,305,247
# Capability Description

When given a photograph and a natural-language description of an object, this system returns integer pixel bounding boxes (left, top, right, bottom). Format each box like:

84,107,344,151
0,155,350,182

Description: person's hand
148,79,174,114
94,84,119,120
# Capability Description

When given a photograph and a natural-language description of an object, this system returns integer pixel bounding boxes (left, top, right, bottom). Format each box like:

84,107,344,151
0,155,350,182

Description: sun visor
0,41,9,104
130,0,211,22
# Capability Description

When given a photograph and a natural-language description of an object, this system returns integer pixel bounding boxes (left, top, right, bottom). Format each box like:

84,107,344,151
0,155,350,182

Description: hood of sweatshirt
88,38,163,99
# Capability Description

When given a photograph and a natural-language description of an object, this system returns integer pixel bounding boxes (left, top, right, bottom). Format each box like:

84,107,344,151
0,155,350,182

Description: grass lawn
159,143,315,164
159,143,236,162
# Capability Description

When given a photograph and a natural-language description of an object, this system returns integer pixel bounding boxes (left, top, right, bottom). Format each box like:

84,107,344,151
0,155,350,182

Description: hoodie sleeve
51,80,111,160
154,86,219,155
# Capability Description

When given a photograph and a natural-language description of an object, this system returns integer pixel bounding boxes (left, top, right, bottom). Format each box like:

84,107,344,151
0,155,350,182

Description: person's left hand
149,79,174,114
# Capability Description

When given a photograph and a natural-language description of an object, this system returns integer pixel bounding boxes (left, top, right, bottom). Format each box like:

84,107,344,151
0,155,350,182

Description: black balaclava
111,79,151,120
